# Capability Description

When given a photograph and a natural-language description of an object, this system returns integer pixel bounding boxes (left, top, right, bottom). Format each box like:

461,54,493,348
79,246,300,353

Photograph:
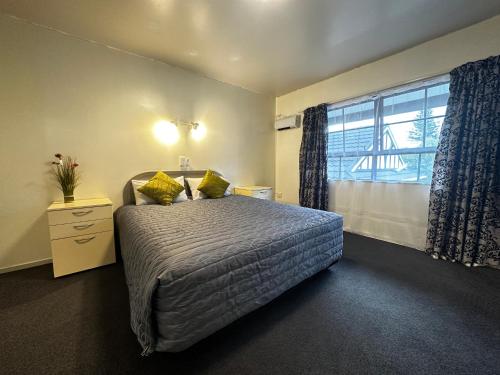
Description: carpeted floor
0,232,499,375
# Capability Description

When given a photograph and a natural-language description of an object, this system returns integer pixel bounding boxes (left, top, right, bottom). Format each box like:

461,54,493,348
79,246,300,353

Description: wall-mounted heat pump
274,115,301,131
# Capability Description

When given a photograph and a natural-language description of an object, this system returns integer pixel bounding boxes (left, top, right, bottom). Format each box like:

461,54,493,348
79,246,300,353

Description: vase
63,191,75,203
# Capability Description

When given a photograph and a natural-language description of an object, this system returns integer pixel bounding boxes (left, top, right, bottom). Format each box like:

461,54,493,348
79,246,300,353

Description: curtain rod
281,71,451,117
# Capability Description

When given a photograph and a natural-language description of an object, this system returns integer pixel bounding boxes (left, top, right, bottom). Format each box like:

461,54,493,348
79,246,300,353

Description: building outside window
328,76,449,184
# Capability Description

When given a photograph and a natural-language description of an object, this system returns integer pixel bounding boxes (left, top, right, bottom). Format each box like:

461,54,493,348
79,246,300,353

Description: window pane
328,108,344,153
375,154,419,182
340,101,375,153
328,102,375,154
424,116,444,147
342,156,372,180
329,130,344,153
344,101,374,128
418,153,436,184
383,89,425,124
340,126,375,153
383,120,424,150
427,83,449,117
328,108,343,132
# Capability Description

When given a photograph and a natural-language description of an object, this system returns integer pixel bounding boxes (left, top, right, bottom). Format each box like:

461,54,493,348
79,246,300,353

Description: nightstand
234,186,273,200
47,198,116,277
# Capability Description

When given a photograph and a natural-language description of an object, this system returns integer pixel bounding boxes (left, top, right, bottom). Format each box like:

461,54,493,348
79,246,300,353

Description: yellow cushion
137,171,185,205
197,170,230,199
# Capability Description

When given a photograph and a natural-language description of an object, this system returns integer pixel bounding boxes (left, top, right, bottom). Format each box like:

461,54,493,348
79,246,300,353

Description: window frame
327,75,449,184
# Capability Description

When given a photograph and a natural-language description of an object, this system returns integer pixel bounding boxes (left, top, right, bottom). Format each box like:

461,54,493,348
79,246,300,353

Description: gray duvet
116,195,343,354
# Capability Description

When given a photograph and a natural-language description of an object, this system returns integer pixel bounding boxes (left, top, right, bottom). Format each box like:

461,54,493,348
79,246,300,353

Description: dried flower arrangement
51,153,80,202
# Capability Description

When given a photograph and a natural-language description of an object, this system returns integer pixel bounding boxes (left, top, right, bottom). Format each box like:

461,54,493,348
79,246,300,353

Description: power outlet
276,192,283,199
179,155,191,171
179,155,186,170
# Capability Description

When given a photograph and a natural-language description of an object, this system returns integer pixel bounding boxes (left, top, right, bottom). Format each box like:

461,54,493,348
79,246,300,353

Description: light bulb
153,120,179,145
191,122,207,141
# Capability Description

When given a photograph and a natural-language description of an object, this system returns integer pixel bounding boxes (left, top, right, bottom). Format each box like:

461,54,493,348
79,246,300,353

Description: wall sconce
153,119,207,145
153,120,180,145
190,122,207,141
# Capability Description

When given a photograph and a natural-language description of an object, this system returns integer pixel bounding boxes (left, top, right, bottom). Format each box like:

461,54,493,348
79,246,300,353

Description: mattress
116,195,343,354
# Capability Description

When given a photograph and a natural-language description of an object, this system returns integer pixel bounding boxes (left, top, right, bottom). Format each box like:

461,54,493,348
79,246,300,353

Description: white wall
275,15,500,250
0,15,275,272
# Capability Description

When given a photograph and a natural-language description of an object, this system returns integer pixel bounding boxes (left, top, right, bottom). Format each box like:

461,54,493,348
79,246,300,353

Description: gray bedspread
116,195,343,354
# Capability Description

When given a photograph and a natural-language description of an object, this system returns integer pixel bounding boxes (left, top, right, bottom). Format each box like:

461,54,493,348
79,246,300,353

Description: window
328,77,449,184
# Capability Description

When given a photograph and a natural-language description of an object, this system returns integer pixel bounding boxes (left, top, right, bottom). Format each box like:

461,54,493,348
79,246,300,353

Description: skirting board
0,258,52,274
344,227,424,251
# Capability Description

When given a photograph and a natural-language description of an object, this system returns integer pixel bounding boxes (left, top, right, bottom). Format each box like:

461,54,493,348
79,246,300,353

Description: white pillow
224,183,233,196
185,177,206,200
173,176,189,203
186,175,232,200
132,176,188,205
131,180,155,205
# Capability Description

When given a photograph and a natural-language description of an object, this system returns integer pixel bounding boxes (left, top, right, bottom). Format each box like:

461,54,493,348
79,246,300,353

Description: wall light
153,119,207,145
153,120,180,145
191,122,207,141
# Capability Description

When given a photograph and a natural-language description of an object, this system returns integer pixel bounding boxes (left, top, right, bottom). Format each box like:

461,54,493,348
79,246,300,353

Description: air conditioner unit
274,115,301,131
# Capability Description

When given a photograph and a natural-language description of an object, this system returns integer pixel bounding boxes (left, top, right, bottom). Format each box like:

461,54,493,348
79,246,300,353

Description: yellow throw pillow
137,171,185,205
197,170,230,199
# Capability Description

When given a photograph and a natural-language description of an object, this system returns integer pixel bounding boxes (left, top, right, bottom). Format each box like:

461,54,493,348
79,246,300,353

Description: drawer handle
74,236,95,244
73,223,94,230
72,210,93,216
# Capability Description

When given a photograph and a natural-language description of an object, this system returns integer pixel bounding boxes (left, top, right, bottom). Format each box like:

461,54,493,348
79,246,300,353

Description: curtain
426,55,500,267
299,103,329,210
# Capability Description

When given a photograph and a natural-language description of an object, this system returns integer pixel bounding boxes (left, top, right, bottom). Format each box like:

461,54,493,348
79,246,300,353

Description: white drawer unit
234,186,273,200
48,218,114,240
47,205,112,225
47,198,116,277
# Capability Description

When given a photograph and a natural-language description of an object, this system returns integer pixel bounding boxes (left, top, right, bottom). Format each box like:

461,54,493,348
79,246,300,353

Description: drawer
48,205,112,225
49,218,113,240
252,189,273,200
51,231,116,277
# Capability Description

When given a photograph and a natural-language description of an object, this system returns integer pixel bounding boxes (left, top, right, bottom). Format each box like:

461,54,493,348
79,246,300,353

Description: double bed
116,171,343,354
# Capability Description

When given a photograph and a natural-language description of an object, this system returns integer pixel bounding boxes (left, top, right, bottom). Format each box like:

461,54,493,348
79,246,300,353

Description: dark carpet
1,233,499,375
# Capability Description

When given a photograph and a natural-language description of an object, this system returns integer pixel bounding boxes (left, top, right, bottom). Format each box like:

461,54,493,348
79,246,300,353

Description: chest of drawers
47,198,116,277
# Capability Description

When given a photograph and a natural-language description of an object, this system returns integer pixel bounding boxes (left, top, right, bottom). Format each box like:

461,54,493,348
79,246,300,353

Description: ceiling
1,0,499,96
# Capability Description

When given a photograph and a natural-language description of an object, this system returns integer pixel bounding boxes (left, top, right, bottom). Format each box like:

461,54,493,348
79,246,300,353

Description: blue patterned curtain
426,55,500,267
299,104,329,210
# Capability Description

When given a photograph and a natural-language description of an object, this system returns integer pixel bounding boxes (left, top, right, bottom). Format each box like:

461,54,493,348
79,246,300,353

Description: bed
116,170,343,354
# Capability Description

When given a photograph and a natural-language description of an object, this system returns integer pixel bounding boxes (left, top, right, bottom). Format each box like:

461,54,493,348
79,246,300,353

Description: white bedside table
47,198,116,277
234,186,273,200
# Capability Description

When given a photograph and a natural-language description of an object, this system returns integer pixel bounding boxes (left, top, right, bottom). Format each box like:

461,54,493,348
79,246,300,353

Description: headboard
122,170,221,206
